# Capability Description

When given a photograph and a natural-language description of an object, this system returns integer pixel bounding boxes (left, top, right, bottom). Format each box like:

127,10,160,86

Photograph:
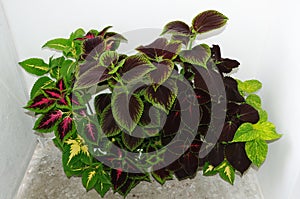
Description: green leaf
217,161,235,185
192,10,228,34
94,181,111,197
60,60,76,82
179,44,211,68
258,109,268,122
43,38,71,51
238,80,262,94
19,58,49,76
203,162,218,176
246,94,261,110
253,122,282,141
30,76,54,98
245,139,268,167
82,169,98,191
70,28,85,40
232,123,259,142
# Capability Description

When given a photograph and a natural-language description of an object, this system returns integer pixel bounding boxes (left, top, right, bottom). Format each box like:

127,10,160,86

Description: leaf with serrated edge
161,21,191,36
30,77,54,98
245,139,268,167
121,132,144,151
253,122,282,141
192,10,228,34
232,123,259,142
238,80,262,94
99,51,119,67
19,58,50,76
43,38,71,51
203,162,218,176
111,92,144,132
179,44,211,67
246,94,261,110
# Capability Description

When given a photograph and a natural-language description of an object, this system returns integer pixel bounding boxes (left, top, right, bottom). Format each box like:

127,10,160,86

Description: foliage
19,10,281,198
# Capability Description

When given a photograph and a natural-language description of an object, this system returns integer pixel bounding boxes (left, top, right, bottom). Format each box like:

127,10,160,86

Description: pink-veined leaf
25,93,55,113
34,110,63,132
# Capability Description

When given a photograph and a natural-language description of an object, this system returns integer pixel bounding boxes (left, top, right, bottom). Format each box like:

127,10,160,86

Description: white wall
0,2,37,198
1,0,300,198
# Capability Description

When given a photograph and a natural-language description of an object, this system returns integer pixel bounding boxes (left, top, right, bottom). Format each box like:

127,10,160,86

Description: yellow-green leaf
245,139,268,167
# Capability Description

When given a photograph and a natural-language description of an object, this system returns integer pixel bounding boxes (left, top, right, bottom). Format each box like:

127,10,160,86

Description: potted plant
19,10,281,197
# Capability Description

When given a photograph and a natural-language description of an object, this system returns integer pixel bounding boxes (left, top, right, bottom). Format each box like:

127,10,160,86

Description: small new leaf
238,80,262,94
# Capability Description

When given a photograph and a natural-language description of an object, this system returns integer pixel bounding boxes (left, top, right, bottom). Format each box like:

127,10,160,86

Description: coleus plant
19,10,281,197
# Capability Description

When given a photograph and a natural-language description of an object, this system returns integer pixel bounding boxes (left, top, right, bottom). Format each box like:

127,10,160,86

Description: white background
1,0,300,198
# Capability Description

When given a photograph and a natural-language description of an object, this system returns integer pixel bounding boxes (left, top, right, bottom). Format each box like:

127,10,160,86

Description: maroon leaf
162,20,191,36
211,45,240,73
121,132,144,151
224,77,245,103
34,110,63,132
205,143,225,167
180,44,211,67
111,169,128,191
225,143,251,174
145,84,177,113
82,36,106,60
172,35,190,46
75,65,110,89
149,60,174,86
57,116,74,140
192,10,228,34
238,104,259,124
179,151,199,178
136,38,181,60
174,168,190,180
94,93,112,115
152,167,173,185
119,55,154,83
25,93,55,113
218,121,238,142
111,92,144,132
100,105,121,137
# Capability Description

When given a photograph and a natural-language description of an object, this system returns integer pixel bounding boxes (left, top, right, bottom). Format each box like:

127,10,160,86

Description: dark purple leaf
192,10,228,34
174,168,190,180
136,38,181,60
152,166,173,185
100,105,121,137
119,55,154,83
111,92,144,132
162,21,191,35
75,66,110,89
145,84,177,113
218,121,238,142
82,36,106,60
225,143,251,174
121,132,144,151
224,77,245,103
111,169,128,191
180,44,211,67
172,35,190,46
206,143,225,167
94,93,112,115
149,60,174,86
238,104,259,124
179,151,199,178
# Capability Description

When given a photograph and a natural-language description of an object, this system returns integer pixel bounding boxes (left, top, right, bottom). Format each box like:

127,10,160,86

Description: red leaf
56,79,66,91
34,110,63,132
26,94,55,113
44,88,61,99
85,122,98,143
57,116,73,140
